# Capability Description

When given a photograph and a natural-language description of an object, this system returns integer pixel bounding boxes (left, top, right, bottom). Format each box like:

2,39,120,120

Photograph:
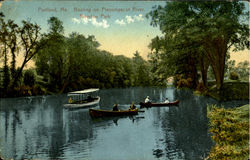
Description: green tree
24,69,36,86
236,60,249,81
12,20,43,88
36,17,66,92
148,1,249,89
133,51,151,86
64,32,100,91
0,13,10,92
5,20,19,81
148,34,200,88
35,17,152,93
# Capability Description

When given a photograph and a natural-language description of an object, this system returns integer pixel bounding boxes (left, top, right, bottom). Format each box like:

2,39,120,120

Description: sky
0,0,249,68
1,0,164,63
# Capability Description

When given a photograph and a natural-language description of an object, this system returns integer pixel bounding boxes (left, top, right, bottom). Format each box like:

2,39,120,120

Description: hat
147,96,149,98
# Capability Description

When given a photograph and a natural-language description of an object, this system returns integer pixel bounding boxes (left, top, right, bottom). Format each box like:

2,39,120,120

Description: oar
135,116,145,119
138,110,145,112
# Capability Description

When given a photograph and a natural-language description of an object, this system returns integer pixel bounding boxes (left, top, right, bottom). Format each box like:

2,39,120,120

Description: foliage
236,61,249,81
147,1,249,90
0,12,45,97
8,84,45,97
133,51,152,86
35,17,67,92
207,81,249,101
206,104,249,160
195,82,207,92
176,77,193,89
173,74,193,89
24,69,36,86
35,17,152,94
229,72,239,80
226,60,249,81
0,12,153,97
12,20,43,88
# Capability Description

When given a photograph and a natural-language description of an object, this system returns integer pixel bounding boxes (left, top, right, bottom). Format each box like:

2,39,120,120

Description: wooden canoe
89,108,138,118
139,100,179,108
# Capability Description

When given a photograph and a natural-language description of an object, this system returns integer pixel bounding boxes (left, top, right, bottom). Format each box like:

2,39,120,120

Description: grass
206,81,249,101
206,104,249,160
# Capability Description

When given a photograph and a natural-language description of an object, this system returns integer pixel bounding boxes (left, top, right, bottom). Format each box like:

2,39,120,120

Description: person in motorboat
164,98,169,103
129,102,137,110
145,96,150,103
68,97,73,104
113,104,119,111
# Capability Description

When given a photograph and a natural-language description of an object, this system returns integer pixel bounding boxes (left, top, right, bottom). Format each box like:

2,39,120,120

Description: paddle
138,110,145,112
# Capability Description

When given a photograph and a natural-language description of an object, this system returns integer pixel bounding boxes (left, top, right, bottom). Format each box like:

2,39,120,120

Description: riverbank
206,104,249,160
203,81,249,101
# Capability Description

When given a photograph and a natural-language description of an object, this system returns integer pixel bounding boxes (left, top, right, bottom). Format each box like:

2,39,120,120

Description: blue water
0,87,248,160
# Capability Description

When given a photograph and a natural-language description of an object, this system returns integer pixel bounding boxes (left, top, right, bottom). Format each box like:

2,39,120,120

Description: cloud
72,18,81,24
115,14,144,26
115,19,126,26
81,17,89,24
71,16,110,29
125,15,135,24
134,14,144,22
91,17,109,28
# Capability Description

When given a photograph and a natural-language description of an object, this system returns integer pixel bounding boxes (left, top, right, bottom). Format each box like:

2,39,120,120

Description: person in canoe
164,98,169,103
113,104,119,111
129,102,137,110
145,96,150,103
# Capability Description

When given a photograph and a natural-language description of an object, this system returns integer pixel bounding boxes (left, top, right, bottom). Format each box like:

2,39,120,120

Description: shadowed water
0,87,248,160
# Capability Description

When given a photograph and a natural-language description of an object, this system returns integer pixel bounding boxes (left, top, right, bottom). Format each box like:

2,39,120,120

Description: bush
196,82,206,92
24,69,36,86
177,77,193,88
229,72,239,80
32,85,45,95
173,74,182,87
206,105,249,160
16,85,32,96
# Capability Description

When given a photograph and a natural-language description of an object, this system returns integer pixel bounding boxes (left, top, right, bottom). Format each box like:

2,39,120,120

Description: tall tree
148,1,249,89
36,17,66,92
133,51,151,86
0,13,10,93
12,20,43,88
6,20,19,80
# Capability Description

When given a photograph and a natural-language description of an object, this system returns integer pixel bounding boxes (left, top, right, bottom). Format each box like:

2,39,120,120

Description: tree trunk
189,57,198,88
11,58,27,88
10,45,16,79
200,55,209,87
204,37,227,90
3,45,10,92
60,54,72,94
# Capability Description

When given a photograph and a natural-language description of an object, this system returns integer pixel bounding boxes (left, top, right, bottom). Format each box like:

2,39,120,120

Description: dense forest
0,1,249,98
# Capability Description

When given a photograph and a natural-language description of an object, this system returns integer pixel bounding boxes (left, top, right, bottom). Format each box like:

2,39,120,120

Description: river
0,87,248,160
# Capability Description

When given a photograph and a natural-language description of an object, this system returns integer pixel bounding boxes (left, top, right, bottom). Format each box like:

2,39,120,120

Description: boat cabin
64,88,100,109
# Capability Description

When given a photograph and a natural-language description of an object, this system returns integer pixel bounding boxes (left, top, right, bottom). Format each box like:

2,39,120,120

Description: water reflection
0,87,248,159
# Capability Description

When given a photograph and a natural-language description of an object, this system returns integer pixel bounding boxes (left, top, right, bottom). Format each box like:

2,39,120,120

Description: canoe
139,100,179,108
89,108,138,118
